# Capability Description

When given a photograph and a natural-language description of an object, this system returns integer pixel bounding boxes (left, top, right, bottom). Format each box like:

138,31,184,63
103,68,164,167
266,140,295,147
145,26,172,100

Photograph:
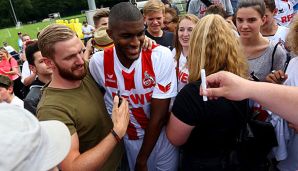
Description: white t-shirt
21,61,31,83
188,0,234,18
172,48,189,92
4,46,15,53
274,0,296,27
90,46,177,140
10,95,24,108
277,57,298,171
265,26,289,49
82,25,94,38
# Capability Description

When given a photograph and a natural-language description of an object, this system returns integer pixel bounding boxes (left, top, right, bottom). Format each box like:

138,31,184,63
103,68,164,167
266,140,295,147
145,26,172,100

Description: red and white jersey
90,45,177,140
274,0,296,27
172,49,189,92
177,52,189,92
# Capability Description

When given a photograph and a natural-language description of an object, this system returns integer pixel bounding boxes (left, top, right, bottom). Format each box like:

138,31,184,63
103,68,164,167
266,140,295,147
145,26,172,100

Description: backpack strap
271,42,279,71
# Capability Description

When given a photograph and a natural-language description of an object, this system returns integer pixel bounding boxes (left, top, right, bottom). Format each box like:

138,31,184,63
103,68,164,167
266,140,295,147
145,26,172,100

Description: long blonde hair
287,15,298,55
0,47,10,61
188,14,248,82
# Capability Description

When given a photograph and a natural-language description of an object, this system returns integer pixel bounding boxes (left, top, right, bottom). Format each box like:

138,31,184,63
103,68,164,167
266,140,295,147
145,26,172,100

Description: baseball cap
0,75,12,88
0,104,71,171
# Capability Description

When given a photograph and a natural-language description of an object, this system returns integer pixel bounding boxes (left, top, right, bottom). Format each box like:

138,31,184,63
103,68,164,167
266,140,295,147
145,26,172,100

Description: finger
277,70,287,81
113,95,119,109
204,87,223,98
147,39,153,50
269,74,279,83
266,75,276,83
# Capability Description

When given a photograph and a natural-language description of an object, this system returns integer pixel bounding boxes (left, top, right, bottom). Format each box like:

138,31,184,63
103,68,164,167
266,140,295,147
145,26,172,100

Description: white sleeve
152,46,177,99
89,51,105,87
21,61,31,83
224,0,234,16
188,0,197,15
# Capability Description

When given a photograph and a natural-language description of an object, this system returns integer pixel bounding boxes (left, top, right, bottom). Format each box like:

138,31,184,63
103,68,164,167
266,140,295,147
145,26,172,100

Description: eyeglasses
163,20,173,25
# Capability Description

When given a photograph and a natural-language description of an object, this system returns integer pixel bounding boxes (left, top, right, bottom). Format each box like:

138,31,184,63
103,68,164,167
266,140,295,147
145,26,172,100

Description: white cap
0,104,71,171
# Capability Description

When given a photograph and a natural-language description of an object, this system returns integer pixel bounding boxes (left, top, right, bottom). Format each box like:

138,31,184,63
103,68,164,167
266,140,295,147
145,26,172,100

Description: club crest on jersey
143,71,155,88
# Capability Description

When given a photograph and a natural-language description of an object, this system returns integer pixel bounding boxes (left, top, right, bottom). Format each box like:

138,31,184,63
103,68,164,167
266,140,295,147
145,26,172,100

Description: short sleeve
172,83,202,126
37,106,76,135
152,46,177,99
273,44,286,71
9,57,18,68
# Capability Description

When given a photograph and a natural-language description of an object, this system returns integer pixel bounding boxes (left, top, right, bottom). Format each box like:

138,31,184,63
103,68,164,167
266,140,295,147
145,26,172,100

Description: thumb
205,87,224,98
113,95,119,108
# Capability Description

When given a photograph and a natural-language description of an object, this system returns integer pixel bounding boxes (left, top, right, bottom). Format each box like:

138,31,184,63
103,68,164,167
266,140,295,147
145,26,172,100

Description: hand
111,95,129,138
200,71,251,101
135,158,148,171
265,70,288,84
142,36,156,51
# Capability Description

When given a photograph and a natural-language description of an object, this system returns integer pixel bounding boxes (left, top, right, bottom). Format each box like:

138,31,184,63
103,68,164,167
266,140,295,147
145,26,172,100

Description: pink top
0,57,19,80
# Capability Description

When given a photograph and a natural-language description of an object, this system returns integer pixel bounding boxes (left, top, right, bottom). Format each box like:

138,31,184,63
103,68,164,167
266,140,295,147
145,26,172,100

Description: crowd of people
1,0,298,170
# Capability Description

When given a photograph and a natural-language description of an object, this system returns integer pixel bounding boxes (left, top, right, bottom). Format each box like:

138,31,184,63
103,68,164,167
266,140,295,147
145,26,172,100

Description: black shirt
172,80,248,160
145,30,174,50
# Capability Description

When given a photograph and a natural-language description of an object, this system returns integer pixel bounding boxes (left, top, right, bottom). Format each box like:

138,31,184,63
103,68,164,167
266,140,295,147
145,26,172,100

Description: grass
0,14,86,51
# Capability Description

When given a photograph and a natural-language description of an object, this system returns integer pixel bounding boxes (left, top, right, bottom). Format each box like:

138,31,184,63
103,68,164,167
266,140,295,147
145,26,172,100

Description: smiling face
107,18,145,68
236,7,265,39
0,48,8,60
178,18,196,48
144,10,164,36
31,51,53,76
51,36,86,80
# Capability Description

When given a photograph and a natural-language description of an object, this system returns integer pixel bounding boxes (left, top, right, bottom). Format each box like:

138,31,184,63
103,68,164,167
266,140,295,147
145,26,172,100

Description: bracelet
111,129,121,143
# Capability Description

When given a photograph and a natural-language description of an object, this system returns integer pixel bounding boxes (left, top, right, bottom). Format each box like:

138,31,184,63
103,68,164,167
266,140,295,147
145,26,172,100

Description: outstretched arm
201,71,298,125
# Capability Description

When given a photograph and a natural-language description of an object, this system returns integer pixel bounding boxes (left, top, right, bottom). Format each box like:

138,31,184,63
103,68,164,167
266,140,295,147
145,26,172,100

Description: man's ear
8,86,13,94
144,16,147,25
29,65,37,74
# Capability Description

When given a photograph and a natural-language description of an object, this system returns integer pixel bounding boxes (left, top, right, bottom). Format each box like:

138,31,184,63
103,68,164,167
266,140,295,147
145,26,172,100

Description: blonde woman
0,47,24,99
166,14,248,171
0,47,19,80
173,14,199,91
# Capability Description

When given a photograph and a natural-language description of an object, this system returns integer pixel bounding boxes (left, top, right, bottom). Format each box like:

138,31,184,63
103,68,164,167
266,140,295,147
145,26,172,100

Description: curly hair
188,14,248,82
174,14,199,62
287,15,298,55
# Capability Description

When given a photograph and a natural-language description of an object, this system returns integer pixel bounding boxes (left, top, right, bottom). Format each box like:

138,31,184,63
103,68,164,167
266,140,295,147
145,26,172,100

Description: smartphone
117,90,122,107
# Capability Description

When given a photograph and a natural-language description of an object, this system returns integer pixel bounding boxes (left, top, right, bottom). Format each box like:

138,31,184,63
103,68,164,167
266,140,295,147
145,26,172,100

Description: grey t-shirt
248,42,286,81
187,0,234,18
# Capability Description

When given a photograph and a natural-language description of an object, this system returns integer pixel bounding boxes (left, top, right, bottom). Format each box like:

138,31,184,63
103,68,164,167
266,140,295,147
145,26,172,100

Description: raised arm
60,96,129,171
